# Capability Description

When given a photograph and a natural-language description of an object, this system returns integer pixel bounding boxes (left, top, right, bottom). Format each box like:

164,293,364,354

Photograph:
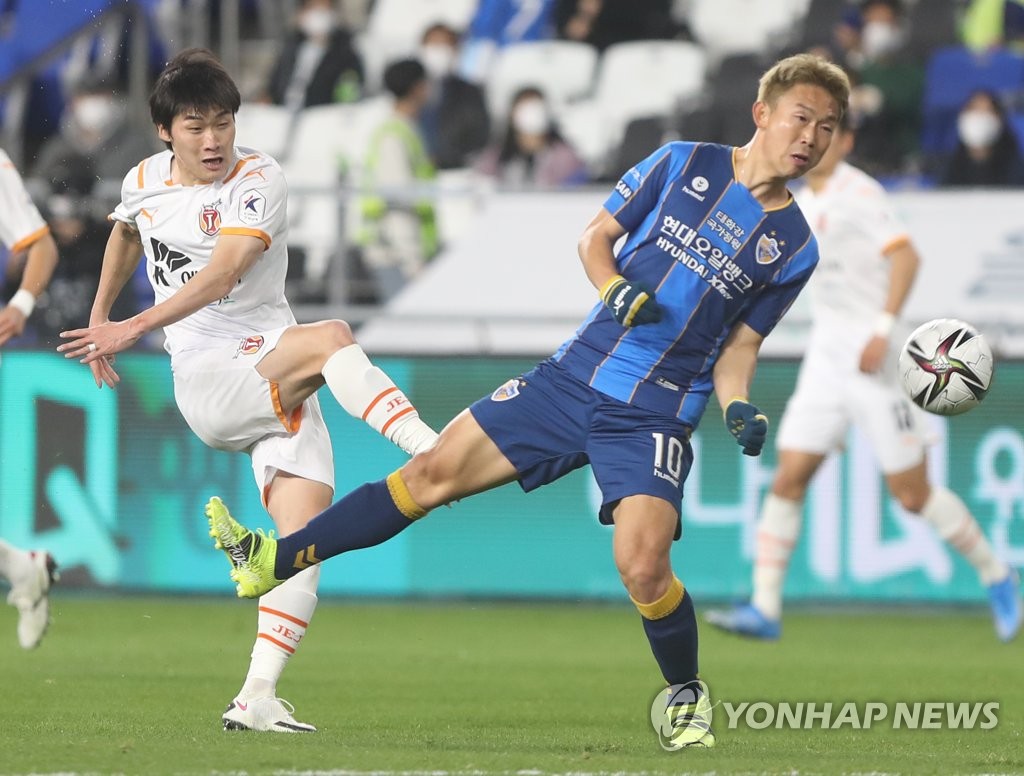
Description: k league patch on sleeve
239,190,266,224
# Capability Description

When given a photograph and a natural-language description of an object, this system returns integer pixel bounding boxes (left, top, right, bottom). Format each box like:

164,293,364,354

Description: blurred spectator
940,90,1024,186
962,0,1024,52
554,0,688,52
417,22,491,170
844,0,925,175
357,59,439,302
474,86,589,188
27,193,142,344
458,0,558,82
262,0,363,110
29,78,159,197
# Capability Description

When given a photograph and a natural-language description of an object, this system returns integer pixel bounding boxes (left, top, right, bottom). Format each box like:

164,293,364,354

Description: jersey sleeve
742,234,819,336
0,150,48,252
856,181,910,257
602,143,687,232
109,163,145,229
221,155,287,250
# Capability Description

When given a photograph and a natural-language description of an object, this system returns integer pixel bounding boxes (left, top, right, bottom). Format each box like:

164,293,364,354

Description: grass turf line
0,597,1020,775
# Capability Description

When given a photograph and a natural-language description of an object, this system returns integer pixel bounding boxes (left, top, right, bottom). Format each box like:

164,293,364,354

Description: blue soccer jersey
554,141,819,428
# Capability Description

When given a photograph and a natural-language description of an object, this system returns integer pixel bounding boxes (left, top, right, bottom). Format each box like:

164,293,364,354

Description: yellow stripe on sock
386,470,428,520
632,576,685,620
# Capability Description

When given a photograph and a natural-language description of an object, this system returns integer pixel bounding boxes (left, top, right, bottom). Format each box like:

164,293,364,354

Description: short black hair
149,48,240,146
383,58,426,99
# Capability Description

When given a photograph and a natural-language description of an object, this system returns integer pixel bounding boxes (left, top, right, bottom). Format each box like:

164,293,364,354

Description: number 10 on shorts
652,432,686,487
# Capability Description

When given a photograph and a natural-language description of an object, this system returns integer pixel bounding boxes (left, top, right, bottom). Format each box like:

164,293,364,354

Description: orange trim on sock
380,406,415,437
755,557,789,568
362,387,400,420
757,532,796,548
257,632,296,654
258,606,309,628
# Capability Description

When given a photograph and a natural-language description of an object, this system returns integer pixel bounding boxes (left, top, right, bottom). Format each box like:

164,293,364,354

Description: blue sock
274,473,425,580
636,579,699,687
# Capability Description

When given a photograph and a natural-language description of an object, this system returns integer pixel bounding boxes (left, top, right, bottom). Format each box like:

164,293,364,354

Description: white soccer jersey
0,148,48,253
111,147,295,358
793,160,910,371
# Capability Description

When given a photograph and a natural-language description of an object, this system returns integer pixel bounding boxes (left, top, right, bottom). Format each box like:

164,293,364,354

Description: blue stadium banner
2,352,1021,602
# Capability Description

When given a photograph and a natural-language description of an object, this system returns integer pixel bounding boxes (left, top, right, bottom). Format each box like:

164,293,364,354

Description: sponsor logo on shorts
199,202,221,236
491,378,521,402
235,335,265,357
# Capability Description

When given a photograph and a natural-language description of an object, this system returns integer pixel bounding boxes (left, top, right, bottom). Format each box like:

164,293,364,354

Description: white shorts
776,353,930,474
172,326,335,495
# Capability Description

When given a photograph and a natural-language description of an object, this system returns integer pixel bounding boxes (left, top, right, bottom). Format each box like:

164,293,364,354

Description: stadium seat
485,41,598,123
795,0,850,49
359,0,478,91
687,0,804,64
906,0,959,60
922,46,1024,154
234,103,294,162
570,40,706,173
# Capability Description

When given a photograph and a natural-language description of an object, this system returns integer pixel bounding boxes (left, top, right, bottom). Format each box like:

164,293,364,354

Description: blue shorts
469,359,693,538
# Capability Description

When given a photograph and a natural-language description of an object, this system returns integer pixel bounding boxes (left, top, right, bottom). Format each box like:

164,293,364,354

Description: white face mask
958,110,1001,149
512,99,550,135
298,7,334,38
74,95,117,133
861,21,902,60
420,45,455,79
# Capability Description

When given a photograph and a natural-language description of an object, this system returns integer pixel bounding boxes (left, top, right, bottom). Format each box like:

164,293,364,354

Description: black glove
600,274,663,327
724,398,768,456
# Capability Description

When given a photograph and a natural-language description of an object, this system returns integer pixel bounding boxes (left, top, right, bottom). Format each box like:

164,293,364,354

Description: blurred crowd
2,0,1024,324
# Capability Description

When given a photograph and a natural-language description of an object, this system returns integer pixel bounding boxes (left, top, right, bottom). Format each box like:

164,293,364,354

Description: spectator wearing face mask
30,78,159,198
474,86,589,188
941,90,1024,187
417,22,491,170
263,0,364,110
842,0,924,176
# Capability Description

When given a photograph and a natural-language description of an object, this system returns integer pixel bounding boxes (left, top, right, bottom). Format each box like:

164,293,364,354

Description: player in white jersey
0,147,60,649
706,115,1023,643
56,49,439,731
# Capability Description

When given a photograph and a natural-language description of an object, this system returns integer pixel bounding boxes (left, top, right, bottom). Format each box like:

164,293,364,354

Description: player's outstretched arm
0,231,58,347
714,322,768,456
860,241,920,374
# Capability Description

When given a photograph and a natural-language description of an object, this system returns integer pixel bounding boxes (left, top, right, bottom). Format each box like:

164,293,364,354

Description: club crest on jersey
235,335,265,357
199,203,221,236
240,190,266,224
755,233,782,264
491,378,521,402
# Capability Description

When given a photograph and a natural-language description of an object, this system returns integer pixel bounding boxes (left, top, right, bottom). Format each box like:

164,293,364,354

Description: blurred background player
207,53,851,750
57,49,438,731
705,114,1023,644
0,147,60,649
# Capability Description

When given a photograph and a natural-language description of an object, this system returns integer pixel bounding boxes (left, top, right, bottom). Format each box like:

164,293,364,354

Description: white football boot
222,697,317,732
7,551,58,649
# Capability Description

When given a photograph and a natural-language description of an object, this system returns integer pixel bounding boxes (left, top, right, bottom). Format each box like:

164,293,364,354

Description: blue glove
600,274,663,327
724,398,768,456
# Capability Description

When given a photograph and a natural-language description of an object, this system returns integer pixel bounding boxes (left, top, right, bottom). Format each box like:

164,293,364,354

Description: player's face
158,108,237,185
754,84,839,180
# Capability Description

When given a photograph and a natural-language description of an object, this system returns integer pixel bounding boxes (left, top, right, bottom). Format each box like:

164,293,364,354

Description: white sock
0,539,32,585
917,486,1008,586
322,344,439,455
236,565,320,701
751,494,802,620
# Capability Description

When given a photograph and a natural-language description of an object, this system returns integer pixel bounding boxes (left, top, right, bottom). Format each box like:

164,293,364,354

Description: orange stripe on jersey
881,234,911,256
380,406,415,437
270,382,303,433
10,225,50,254
257,632,296,654
137,162,145,188
221,226,271,249
258,606,310,628
244,168,266,180
362,387,400,420
223,153,261,183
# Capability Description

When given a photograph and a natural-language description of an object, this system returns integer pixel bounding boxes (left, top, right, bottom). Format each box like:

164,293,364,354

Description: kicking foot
206,497,282,598
705,602,781,641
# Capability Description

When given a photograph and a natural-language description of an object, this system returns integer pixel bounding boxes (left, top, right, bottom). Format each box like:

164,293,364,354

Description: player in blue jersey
206,53,850,749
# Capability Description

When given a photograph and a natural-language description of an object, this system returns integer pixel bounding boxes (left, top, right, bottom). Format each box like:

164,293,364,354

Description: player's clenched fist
724,398,768,456
599,274,663,327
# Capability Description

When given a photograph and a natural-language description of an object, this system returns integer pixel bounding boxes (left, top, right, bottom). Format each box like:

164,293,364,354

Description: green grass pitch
1,595,1021,775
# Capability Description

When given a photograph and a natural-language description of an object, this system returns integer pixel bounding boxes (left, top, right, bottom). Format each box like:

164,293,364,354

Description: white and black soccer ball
898,318,994,416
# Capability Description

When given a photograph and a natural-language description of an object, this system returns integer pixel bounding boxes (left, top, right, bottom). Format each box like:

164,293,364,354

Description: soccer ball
898,318,994,416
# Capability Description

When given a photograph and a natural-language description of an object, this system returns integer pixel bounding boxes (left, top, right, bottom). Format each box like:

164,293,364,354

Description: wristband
8,289,35,318
598,274,625,303
873,312,895,337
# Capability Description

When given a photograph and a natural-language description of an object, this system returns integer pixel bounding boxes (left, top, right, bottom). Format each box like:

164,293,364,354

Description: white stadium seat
486,40,599,121
234,103,294,161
